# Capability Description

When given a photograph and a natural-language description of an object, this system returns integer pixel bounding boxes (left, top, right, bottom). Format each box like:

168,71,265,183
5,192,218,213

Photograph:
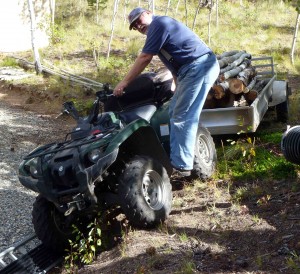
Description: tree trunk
27,0,42,74
176,0,181,14
165,0,171,15
208,3,212,46
49,0,55,36
107,0,119,60
291,12,300,65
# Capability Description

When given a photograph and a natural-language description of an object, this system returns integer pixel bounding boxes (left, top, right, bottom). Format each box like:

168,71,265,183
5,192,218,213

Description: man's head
128,7,152,34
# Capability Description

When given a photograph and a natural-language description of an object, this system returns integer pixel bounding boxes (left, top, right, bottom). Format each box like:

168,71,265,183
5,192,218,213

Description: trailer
200,56,290,135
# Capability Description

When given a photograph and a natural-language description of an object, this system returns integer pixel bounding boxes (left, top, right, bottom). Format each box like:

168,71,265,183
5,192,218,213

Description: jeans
169,52,220,170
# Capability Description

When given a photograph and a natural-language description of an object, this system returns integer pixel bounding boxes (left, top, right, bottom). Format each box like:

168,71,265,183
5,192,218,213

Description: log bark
244,90,258,103
243,76,257,94
219,59,251,81
218,50,246,68
204,89,217,109
215,91,236,108
237,66,256,86
217,50,240,60
251,79,269,94
211,81,229,99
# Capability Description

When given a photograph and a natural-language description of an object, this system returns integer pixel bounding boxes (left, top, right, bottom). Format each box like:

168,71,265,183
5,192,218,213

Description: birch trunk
208,4,212,46
107,0,119,60
216,0,219,28
27,0,42,74
165,0,171,15
192,1,202,31
291,12,300,65
49,0,55,36
176,0,181,14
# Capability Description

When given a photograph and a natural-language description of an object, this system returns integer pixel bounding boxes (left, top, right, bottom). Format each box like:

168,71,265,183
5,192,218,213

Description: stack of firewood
204,50,269,109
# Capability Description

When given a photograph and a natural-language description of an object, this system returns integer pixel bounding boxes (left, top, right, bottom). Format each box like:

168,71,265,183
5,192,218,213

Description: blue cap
128,7,146,30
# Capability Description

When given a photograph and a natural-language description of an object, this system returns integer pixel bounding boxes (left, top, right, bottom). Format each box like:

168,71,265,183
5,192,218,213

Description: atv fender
106,119,173,176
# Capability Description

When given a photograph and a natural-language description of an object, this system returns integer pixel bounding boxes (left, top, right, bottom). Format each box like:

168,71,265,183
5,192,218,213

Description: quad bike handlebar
56,83,116,122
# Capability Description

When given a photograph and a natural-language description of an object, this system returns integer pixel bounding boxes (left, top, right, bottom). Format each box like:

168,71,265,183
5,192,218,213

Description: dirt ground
0,74,300,274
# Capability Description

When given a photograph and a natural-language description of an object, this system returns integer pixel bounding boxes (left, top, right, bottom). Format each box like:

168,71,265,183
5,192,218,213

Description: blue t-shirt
142,16,211,74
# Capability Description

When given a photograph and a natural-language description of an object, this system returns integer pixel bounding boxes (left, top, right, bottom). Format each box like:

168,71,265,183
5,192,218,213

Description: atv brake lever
55,109,69,119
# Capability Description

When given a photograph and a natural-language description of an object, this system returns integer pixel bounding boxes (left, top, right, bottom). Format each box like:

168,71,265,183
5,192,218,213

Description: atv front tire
192,126,217,179
32,195,75,252
118,155,172,228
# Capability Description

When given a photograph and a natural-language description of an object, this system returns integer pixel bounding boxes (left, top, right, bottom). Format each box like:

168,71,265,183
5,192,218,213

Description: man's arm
113,52,153,96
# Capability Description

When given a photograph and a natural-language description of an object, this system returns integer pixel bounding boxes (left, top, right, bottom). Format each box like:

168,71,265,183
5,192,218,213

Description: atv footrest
0,244,63,274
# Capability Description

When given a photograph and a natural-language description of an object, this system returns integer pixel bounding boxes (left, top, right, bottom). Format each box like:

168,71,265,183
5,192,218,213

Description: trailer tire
118,155,172,228
276,83,290,123
192,126,217,180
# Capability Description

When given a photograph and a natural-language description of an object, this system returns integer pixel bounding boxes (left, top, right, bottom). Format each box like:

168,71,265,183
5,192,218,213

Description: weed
179,232,189,242
64,213,102,271
251,214,262,225
0,57,18,67
177,260,196,274
286,250,300,272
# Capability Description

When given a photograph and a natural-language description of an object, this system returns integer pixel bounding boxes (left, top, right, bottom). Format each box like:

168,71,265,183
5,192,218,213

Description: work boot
172,167,191,177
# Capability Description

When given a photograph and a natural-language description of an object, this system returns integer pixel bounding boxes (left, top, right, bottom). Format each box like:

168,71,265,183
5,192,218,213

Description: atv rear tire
192,126,217,179
118,155,172,228
32,195,75,252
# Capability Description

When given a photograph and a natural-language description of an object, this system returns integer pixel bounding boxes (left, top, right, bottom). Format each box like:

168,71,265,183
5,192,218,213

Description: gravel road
0,100,67,253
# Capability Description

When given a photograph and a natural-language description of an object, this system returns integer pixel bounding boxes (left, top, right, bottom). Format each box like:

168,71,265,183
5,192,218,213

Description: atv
18,70,217,251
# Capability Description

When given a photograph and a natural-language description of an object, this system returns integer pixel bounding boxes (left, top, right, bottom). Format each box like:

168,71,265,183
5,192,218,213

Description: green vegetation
64,214,102,272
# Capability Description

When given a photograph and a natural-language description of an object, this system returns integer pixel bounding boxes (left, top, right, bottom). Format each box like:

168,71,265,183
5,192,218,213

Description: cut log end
228,78,246,94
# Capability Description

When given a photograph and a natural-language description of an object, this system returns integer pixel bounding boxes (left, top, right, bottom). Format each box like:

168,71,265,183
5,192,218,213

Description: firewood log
251,79,269,94
228,78,246,94
218,51,246,68
244,90,258,103
204,89,217,109
219,59,251,81
220,59,251,74
243,76,258,104
215,91,236,108
211,81,229,99
237,66,256,86
217,50,240,60
243,76,257,94
233,95,248,107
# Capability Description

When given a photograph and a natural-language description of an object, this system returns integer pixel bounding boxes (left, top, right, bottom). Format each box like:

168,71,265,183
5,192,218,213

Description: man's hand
113,81,128,97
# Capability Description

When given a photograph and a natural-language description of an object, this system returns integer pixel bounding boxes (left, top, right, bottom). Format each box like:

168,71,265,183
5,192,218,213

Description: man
113,7,219,176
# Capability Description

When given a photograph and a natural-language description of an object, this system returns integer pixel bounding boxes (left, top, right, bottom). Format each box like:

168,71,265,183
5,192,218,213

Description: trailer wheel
32,195,76,252
276,82,290,123
118,155,172,228
192,126,217,179
276,101,289,123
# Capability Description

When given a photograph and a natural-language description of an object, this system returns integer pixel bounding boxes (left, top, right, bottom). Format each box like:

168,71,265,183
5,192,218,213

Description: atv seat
118,104,157,124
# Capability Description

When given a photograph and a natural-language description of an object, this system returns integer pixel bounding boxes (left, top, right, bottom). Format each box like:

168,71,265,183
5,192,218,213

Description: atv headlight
26,157,39,178
88,148,103,163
